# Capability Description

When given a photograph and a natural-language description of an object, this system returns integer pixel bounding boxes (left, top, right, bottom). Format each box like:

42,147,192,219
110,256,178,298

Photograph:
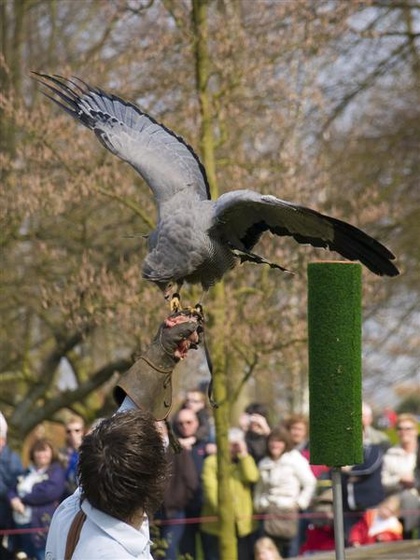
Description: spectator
0,412,24,560
282,413,330,556
9,438,66,560
174,408,212,559
201,428,259,560
283,415,309,452
181,388,215,443
348,494,403,546
45,313,202,559
341,442,385,541
254,536,283,559
154,421,198,560
299,487,335,556
381,412,420,539
58,416,85,496
254,427,316,558
283,414,329,479
174,408,204,452
376,407,398,430
240,403,271,465
362,402,390,450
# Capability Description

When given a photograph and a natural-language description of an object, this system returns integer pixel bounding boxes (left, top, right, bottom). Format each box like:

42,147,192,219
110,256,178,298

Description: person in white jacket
381,413,420,538
254,426,316,558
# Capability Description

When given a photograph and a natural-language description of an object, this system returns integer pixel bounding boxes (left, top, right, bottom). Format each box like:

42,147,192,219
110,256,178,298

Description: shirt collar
81,499,151,556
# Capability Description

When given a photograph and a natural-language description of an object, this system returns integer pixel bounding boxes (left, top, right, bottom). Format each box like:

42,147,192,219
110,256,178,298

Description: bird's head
142,261,178,300
155,280,178,301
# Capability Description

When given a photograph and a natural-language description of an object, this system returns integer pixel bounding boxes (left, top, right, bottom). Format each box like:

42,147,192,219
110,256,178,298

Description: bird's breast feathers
143,206,213,278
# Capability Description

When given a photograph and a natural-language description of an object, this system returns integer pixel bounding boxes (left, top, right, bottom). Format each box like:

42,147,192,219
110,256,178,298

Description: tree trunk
191,1,237,558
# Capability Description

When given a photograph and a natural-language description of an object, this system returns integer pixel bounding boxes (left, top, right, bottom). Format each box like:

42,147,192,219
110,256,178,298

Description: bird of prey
34,73,399,300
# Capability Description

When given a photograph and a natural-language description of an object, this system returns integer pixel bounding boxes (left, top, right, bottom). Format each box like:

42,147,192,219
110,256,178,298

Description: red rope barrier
0,527,48,536
1,507,419,534
152,507,420,526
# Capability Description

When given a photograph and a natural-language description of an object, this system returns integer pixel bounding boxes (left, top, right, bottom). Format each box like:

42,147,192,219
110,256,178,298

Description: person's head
254,536,283,560
378,495,400,519
283,414,308,446
65,416,85,450
184,389,206,413
0,412,8,452
175,408,199,438
29,438,57,469
362,402,374,429
78,409,167,522
311,487,334,527
267,427,293,460
244,402,270,435
395,413,418,447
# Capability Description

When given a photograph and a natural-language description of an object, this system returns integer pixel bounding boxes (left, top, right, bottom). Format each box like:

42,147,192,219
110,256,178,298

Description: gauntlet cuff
113,344,176,420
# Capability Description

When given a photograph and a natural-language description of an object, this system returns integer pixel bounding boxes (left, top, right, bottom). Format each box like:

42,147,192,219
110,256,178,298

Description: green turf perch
308,261,363,466
308,261,364,559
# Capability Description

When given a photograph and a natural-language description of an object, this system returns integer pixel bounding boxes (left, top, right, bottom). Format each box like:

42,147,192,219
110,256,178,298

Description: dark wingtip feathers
31,72,100,129
327,217,400,277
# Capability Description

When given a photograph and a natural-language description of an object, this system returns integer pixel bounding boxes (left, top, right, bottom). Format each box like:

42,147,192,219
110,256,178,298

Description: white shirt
381,445,417,492
368,514,402,537
45,489,153,559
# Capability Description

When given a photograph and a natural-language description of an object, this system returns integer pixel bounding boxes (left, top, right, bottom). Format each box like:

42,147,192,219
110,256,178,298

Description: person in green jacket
200,428,259,560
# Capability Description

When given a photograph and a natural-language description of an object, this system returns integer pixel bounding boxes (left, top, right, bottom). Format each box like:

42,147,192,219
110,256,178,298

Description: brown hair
65,415,85,428
29,438,58,464
78,409,168,520
282,413,308,430
267,427,294,453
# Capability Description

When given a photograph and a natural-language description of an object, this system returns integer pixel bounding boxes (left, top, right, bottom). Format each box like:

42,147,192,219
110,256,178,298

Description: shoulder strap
64,509,87,560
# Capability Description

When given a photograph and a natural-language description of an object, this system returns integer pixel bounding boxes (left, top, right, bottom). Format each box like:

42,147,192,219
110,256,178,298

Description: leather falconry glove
113,311,202,420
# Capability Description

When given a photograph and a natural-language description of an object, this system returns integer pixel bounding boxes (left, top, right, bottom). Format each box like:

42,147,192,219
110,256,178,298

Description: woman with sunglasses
382,413,420,539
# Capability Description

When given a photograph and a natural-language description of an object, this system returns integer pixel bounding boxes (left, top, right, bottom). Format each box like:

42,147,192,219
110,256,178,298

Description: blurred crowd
1,397,419,560
0,412,84,560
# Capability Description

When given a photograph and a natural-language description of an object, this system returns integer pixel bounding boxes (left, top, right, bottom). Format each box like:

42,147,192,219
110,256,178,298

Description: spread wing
33,73,210,212
210,190,399,277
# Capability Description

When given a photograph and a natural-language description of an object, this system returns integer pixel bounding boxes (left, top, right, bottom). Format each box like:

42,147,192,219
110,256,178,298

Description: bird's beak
163,287,173,301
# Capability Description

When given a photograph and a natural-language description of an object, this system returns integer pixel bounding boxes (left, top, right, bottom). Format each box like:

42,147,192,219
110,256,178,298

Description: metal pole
332,466,346,560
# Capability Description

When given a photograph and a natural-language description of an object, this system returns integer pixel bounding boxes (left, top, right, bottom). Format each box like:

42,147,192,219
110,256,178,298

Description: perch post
308,261,363,560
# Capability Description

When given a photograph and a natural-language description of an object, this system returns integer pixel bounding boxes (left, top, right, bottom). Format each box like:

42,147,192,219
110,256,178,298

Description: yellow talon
170,293,182,313
170,295,205,322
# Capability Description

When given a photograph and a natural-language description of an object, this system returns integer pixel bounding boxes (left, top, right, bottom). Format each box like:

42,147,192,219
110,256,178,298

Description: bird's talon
170,293,182,313
192,303,205,321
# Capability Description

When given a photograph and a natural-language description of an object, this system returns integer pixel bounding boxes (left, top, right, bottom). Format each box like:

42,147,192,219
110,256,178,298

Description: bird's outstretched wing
211,190,399,277
32,73,210,210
